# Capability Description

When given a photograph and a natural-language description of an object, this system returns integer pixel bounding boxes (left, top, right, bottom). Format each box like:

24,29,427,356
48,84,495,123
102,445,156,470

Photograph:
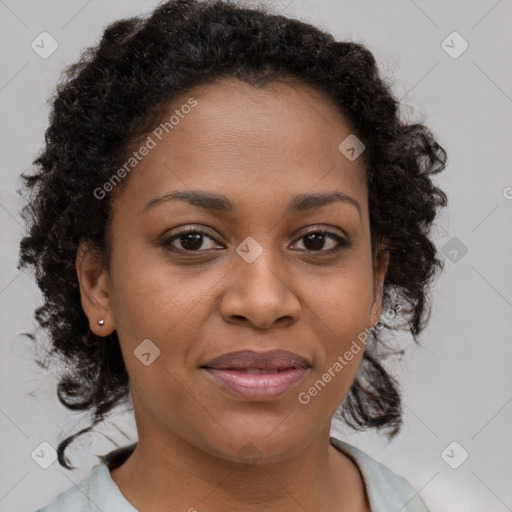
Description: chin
197,426,311,466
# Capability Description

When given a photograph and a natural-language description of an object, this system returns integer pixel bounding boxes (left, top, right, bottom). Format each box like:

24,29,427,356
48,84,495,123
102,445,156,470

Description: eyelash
161,226,351,256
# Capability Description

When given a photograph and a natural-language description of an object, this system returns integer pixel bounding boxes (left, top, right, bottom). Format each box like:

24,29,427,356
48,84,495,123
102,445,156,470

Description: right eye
161,227,224,253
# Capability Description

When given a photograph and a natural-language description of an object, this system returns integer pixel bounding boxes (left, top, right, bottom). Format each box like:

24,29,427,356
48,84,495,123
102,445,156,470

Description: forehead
174,76,359,153
114,77,367,216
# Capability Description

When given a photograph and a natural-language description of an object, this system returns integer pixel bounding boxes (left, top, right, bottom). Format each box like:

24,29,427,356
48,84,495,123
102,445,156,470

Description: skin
76,77,389,512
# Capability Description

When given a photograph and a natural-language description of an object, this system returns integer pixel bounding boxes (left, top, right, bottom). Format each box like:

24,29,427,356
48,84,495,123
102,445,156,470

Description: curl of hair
18,0,448,469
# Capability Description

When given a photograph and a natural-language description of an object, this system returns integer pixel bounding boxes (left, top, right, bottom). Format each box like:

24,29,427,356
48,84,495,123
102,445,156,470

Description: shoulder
330,436,430,512
35,444,138,512
34,463,136,512
34,467,96,512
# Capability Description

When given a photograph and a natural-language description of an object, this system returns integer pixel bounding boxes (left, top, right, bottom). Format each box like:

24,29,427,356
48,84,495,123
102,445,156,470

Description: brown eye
161,226,351,256
292,229,351,254
162,229,222,253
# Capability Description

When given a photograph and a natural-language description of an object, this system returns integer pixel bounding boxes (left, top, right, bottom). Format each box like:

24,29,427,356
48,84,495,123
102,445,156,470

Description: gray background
1,0,511,511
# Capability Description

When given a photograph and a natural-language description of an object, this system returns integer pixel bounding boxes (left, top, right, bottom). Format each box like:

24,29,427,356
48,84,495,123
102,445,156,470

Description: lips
202,349,311,371
201,350,311,401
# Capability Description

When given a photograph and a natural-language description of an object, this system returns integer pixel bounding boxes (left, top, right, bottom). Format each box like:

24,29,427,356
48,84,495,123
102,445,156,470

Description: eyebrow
144,189,361,219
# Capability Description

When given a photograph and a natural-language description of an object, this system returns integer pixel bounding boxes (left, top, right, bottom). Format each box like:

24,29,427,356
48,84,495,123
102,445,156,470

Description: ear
369,242,390,326
76,240,113,337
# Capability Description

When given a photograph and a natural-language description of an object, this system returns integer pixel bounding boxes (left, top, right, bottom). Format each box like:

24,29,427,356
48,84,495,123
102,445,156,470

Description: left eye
291,230,349,253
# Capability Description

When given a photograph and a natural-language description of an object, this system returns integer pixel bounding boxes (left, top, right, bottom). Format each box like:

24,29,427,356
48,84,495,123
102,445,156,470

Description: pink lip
202,349,310,370
204,367,309,401
201,349,311,401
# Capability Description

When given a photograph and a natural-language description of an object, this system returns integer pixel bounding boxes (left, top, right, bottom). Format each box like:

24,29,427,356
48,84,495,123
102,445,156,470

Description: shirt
35,436,430,511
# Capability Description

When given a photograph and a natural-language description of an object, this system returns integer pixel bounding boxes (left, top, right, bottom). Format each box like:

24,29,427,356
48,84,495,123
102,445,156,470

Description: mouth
201,349,311,401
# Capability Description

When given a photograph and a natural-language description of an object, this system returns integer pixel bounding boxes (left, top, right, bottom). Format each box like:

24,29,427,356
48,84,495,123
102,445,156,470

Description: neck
109,426,368,512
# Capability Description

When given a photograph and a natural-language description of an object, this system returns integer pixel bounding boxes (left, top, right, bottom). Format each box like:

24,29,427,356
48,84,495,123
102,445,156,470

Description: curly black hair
18,0,448,470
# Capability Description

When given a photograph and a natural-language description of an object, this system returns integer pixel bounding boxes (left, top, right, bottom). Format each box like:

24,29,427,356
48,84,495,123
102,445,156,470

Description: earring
97,319,105,326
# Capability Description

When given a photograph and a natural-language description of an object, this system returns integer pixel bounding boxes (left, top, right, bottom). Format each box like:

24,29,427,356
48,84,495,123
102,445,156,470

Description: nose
219,248,301,330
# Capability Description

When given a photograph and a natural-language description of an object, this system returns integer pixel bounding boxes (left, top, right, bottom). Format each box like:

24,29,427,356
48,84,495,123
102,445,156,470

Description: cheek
300,267,373,398
305,267,374,339
107,247,229,404
108,241,219,340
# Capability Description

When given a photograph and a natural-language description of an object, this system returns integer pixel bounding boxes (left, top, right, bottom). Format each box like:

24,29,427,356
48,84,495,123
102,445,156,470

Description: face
77,77,388,464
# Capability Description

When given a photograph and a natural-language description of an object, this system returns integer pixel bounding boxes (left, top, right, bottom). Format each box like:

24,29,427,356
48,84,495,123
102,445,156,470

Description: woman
20,0,448,510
